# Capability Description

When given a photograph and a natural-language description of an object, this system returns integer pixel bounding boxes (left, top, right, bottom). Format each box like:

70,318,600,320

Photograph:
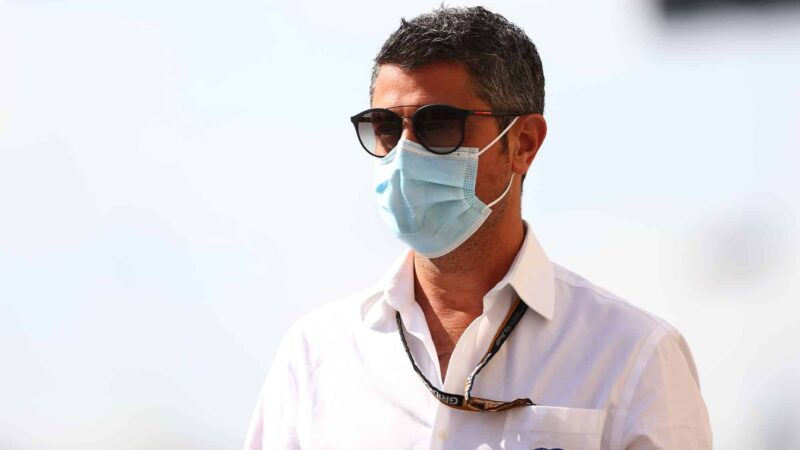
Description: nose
399,118,419,144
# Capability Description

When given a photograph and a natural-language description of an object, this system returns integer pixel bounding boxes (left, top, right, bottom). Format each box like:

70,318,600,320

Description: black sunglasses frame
349,103,521,158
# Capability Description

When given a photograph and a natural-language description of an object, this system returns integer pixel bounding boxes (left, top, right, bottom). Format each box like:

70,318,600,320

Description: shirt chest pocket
500,405,606,450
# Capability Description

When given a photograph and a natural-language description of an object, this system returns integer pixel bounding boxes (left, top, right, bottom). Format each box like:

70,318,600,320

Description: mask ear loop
478,116,519,208
477,116,519,157
487,173,514,208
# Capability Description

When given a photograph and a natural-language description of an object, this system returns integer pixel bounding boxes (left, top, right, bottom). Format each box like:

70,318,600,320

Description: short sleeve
621,328,713,449
243,324,306,450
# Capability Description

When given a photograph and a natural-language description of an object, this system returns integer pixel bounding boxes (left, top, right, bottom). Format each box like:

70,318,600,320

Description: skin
371,61,547,379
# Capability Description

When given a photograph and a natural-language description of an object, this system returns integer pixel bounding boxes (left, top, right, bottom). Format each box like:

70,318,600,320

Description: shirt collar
363,220,555,329
498,221,555,321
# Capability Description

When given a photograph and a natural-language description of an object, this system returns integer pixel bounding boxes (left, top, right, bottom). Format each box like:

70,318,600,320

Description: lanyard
395,296,535,412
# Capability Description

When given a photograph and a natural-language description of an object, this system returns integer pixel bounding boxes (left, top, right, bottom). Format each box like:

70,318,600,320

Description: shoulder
548,263,708,427
550,264,713,447
295,285,384,335
548,261,687,365
552,261,676,333
276,286,384,372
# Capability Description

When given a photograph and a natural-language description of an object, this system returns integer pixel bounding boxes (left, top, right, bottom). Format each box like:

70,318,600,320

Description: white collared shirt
245,225,712,450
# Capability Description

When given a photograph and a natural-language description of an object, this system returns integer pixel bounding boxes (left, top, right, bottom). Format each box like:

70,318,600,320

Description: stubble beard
421,188,510,275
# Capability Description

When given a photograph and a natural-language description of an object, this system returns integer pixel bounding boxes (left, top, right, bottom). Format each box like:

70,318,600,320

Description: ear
510,114,547,177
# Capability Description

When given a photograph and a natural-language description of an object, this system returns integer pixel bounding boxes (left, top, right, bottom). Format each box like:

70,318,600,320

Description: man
245,6,712,450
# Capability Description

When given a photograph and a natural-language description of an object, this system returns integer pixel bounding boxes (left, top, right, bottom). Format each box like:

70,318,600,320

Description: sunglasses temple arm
477,116,519,156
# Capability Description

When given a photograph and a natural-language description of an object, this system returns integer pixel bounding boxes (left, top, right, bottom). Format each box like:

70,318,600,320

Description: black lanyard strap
396,296,535,412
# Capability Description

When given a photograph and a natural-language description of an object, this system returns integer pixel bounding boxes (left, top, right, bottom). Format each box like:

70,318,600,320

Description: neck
412,216,525,378
414,218,525,313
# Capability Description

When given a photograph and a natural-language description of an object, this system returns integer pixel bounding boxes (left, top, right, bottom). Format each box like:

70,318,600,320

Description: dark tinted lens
355,110,402,157
414,106,465,154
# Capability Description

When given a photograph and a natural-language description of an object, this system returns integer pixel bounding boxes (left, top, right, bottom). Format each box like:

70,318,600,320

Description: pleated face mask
374,117,517,258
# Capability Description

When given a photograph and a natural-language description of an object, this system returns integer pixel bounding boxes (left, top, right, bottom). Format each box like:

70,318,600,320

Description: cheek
474,149,511,202
463,117,509,201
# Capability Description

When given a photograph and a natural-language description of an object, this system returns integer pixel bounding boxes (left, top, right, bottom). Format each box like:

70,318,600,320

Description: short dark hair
371,6,544,115
370,6,545,187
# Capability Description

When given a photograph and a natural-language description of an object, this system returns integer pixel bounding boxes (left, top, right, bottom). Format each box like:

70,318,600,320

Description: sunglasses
350,104,519,158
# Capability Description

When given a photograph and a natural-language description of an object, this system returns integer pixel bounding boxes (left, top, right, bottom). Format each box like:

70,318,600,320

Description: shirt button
437,429,449,440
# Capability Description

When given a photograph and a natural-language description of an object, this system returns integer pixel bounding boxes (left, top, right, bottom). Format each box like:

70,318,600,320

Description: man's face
371,61,515,211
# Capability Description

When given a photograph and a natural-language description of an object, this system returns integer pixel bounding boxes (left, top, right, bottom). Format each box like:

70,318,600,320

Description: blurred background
1,0,798,448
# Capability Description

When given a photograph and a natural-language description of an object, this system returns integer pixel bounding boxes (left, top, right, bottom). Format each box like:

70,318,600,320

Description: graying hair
369,6,545,123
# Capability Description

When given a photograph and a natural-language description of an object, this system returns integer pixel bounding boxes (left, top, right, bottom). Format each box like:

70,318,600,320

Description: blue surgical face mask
374,117,518,258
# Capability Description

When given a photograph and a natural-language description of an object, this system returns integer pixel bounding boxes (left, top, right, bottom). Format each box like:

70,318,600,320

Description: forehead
371,61,489,111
